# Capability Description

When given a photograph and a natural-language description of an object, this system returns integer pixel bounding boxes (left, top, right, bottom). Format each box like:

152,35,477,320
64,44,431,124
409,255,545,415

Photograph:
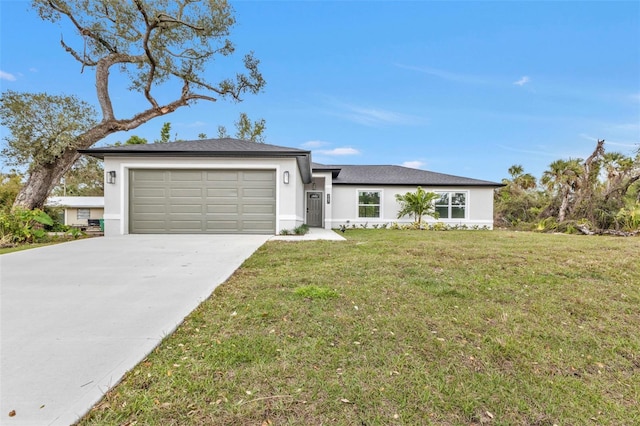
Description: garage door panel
170,204,203,214
207,205,238,214
243,171,274,181
241,220,276,230
133,205,167,214
205,220,240,230
133,187,167,197
133,220,168,230
207,188,239,197
207,171,239,181
130,169,275,234
170,171,203,181
243,187,275,197
170,188,203,197
243,204,275,214
135,171,167,181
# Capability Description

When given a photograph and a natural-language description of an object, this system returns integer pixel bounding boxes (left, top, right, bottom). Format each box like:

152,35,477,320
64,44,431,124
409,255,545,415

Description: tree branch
60,37,97,67
46,0,117,54
95,52,147,121
133,0,161,108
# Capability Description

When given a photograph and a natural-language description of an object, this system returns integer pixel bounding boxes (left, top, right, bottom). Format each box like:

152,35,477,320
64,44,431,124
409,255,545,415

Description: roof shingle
314,164,502,187
81,138,309,157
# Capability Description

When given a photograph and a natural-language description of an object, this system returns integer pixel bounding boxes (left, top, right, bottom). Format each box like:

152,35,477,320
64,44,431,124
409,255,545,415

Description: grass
0,237,80,255
78,230,640,425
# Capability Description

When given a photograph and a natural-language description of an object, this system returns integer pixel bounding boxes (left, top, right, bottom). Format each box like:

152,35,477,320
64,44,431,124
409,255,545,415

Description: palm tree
395,186,440,225
504,164,537,193
541,159,584,222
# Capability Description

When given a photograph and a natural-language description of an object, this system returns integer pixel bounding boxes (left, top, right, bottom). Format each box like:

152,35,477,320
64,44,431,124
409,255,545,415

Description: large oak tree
9,0,264,209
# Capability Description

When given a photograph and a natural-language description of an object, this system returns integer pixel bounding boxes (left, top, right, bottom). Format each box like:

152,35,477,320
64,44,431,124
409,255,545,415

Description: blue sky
1,0,638,182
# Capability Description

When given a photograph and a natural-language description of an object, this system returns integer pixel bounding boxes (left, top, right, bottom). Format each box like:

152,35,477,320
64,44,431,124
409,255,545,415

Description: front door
306,192,323,227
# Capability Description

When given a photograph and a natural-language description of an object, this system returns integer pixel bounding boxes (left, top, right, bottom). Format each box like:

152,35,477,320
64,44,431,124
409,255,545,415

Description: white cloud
187,121,207,127
401,160,425,169
396,64,486,85
301,140,329,148
340,104,423,127
513,76,531,86
316,147,360,156
320,96,425,127
0,70,16,81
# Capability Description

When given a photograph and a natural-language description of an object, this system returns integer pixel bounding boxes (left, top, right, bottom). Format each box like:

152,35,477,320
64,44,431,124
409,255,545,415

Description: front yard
79,230,639,425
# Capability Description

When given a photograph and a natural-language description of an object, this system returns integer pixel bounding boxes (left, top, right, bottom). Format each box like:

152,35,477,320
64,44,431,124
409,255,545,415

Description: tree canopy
217,112,267,143
0,91,98,171
495,140,640,232
7,0,265,209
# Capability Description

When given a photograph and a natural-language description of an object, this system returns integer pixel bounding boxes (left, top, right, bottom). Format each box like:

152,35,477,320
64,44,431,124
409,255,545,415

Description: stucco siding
328,185,495,229
64,207,104,226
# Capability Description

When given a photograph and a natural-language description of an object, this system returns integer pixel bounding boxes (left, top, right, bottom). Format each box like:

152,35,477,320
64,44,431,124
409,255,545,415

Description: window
77,208,90,220
358,191,381,218
435,192,466,219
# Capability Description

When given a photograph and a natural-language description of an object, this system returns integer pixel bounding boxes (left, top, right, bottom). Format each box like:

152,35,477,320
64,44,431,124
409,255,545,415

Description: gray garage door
129,169,276,234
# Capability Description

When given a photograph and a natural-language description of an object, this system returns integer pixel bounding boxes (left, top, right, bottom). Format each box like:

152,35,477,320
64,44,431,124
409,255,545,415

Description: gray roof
81,138,309,157
81,138,313,184
314,164,502,187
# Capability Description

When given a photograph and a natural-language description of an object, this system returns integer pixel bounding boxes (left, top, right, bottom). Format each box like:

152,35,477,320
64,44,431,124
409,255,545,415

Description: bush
615,202,640,231
0,208,54,246
293,224,309,235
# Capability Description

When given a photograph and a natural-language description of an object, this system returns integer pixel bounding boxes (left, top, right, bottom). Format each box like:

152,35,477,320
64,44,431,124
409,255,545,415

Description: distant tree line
495,140,640,233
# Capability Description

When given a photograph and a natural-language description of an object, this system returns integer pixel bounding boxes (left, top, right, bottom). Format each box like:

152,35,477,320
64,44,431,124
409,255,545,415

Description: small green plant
430,222,448,231
0,208,54,244
293,224,309,235
279,229,291,235
293,285,339,300
67,227,85,239
536,217,558,232
615,202,640,231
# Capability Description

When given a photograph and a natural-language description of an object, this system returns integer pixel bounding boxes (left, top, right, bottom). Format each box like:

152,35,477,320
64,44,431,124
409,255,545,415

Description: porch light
107,170,116,184
283,171,290,184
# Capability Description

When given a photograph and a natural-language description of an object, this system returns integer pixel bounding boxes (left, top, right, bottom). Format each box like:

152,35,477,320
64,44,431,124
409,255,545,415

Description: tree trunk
13,150,82,210
12,97,190,210
558,189,570,222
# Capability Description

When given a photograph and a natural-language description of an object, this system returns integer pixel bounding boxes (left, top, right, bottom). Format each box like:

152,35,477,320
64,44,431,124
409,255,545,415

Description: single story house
46,196,105,227
81,138,501,236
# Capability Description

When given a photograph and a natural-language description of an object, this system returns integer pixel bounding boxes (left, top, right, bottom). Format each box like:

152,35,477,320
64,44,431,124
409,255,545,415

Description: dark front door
306,192,323,227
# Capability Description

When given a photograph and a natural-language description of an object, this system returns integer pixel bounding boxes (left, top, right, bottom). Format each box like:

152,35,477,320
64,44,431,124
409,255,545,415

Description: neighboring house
46,196,105,227
80,139,501,236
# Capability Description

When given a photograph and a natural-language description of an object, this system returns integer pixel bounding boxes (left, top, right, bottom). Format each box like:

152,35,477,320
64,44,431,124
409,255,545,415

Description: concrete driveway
0,234,269,426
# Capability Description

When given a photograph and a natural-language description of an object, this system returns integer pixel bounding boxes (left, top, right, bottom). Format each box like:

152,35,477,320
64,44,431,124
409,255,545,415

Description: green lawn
0,238,76,255
79,230,640,425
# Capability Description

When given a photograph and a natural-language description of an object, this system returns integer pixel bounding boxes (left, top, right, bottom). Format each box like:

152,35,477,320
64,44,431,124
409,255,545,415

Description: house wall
64,208,104,226
329,185,495,229
102,156,302,236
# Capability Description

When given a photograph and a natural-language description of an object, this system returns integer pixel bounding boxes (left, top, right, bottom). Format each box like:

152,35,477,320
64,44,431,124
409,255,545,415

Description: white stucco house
81,138,501,236
45,196,105,227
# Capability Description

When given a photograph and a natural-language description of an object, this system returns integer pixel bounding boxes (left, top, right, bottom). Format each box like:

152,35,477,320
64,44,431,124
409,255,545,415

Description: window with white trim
435,192,467,219
358,190,381,218
77,208,90,220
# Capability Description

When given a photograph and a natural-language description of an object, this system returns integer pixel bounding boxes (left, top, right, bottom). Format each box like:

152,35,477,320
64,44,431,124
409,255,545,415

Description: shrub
0,208,54,245
293,224,309,235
